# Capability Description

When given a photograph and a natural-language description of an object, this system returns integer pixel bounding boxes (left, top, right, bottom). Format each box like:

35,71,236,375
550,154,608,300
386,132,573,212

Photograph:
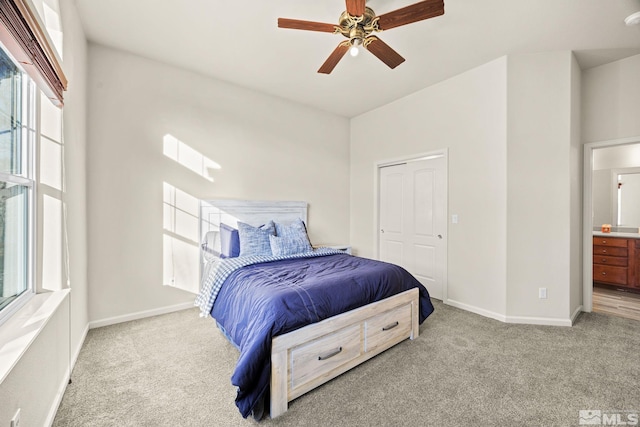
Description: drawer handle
602,272,607,276
602,240,607,244
602,249,607,253
382,321,399,331
318,347,342,361
602,259,607,263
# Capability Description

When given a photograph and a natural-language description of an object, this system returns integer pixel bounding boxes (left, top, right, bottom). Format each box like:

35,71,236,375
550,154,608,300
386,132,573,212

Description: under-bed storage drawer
364,303,412,353
271,288,420,418
289,324,361,390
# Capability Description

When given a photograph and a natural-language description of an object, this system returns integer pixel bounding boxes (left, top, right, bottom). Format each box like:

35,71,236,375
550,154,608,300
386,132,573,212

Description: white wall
505,51,576,322
582,54,640,143
0,1,88,424
350,57,508,318
569,54,583,319
87,45,350,323
352,52,582,324
59,0,89,369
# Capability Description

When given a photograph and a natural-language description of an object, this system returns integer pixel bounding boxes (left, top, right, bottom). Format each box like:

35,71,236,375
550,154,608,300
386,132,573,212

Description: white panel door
379,165,406,267
379,156,446,300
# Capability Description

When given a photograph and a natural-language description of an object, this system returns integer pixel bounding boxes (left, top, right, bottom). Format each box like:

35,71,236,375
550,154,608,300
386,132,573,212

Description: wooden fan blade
365,36,405,69
377,0,444,31
278,18,337,33
318,43,350,74
345,0,366,16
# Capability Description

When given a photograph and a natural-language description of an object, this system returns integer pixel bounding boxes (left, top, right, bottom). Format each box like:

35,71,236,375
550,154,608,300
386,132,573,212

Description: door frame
374,148,449,303
583,136,640,312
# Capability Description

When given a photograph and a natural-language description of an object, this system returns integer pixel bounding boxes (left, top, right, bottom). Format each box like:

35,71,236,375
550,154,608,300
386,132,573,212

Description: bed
195,200,434,419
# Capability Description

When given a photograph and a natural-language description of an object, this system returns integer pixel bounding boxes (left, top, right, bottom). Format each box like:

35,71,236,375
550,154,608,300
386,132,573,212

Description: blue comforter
207,253,434,418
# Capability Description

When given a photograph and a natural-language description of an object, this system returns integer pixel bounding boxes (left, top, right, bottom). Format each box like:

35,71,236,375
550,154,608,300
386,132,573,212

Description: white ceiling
74,0,640,118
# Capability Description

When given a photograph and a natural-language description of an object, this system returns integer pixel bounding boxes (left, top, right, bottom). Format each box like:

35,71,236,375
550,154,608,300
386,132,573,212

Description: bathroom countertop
593,231,640,239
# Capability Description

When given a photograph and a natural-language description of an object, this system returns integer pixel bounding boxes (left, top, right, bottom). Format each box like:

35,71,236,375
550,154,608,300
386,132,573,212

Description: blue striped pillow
269,234,313,257
237,221,276,257
273,218,312,255
275,218,308,238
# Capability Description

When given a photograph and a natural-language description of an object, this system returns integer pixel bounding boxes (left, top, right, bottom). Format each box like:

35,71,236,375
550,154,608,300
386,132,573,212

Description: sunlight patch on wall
40,89,62,140
41,194,61,291
163,134,220,181
39,138,61,190
163,182,199,294
38,90,64,292
29,0,63,58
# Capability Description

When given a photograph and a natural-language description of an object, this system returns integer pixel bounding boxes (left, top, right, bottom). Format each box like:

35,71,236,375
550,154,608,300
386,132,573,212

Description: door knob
437,234,443,239
381,229,385,233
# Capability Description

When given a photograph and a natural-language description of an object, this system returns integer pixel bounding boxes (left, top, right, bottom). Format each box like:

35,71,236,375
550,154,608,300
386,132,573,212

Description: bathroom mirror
592,144,640,231
615,171,640,228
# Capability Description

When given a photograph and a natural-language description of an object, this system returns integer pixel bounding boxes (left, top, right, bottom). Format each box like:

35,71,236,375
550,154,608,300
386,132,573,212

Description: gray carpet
54,301,640,427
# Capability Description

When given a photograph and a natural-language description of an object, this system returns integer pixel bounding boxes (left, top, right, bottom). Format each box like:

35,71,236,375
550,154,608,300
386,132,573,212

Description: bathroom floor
593,285,640,322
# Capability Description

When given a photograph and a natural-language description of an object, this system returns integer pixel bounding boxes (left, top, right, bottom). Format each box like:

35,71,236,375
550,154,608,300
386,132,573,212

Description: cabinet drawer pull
601,258,607,262
602,249,607,253
318,347,342,361
382,321,399,331
602,272,607,276
602,240,607,244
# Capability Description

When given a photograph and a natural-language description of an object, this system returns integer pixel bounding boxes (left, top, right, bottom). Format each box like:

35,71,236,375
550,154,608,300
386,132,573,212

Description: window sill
0,289,70,384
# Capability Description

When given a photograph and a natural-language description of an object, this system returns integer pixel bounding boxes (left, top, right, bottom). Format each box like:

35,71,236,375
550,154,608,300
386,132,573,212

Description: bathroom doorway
585,138,640,321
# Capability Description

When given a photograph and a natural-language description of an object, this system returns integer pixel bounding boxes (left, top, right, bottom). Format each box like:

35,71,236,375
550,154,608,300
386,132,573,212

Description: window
0,44,35,324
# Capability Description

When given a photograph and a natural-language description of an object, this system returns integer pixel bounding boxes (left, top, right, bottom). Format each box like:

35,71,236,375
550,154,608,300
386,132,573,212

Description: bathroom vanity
593,233,640,292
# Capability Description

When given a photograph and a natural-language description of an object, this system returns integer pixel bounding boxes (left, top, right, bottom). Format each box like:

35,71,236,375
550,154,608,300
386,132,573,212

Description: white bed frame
199,199,420,418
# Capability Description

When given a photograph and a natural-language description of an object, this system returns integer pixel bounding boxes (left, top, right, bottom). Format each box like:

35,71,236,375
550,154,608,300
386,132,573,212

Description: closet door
379,156,446,300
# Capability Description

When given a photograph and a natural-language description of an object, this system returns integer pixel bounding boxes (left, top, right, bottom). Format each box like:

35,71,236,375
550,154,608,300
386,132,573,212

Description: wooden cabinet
635,240,640,291
593,236,640,291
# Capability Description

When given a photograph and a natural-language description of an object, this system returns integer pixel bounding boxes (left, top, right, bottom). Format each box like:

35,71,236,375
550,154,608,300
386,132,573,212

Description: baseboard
446,299,507,323
88,302,195,329
504,315,573,327
570,305,584,325
447,299,575,327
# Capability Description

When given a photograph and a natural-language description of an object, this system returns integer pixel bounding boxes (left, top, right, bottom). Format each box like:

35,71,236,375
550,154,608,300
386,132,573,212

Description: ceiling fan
278,0,444,74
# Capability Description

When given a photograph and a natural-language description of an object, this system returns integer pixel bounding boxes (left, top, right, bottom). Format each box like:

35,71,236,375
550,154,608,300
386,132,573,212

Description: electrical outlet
539,288,547,299
10,408,20,427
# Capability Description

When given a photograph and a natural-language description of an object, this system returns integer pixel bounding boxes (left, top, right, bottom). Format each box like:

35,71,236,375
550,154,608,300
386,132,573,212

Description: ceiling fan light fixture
625,11,640,26
350,38,361,57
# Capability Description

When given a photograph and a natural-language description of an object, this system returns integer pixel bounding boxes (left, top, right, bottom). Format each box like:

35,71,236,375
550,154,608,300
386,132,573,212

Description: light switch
452,214,458,224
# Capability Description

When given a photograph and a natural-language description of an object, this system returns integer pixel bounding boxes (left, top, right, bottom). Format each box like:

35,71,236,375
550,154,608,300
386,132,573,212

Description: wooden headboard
199,199,308,251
